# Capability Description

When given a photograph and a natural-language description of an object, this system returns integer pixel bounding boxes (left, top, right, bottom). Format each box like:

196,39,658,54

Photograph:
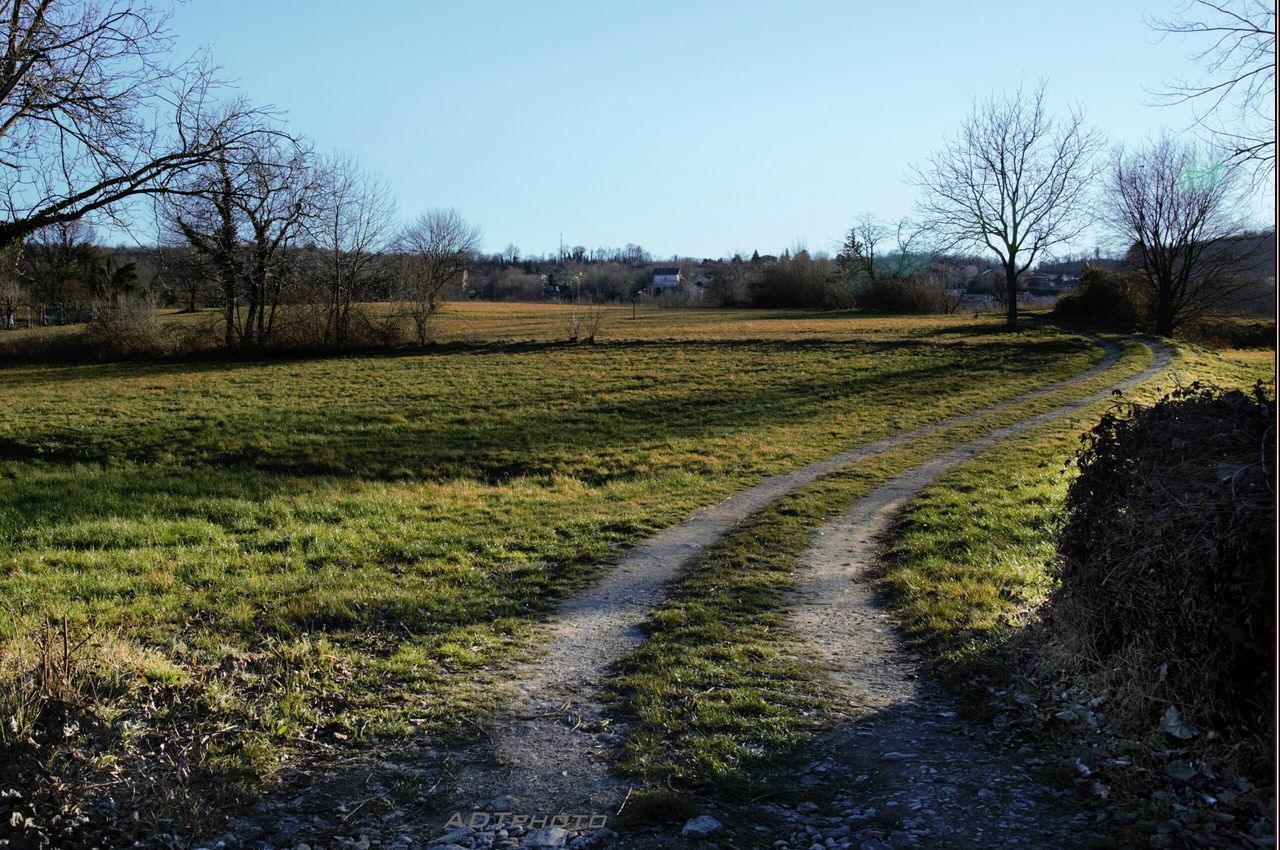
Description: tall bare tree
396,208,481,344
1150,0,1275,187
1107,135,1250,335
165,128,313,349
838,214,932,282
912,81,1104,327
0,241,22,325
0,1,266,249
151,244,210,313
308,152,396,345
20,218,98,314
836,213,886,282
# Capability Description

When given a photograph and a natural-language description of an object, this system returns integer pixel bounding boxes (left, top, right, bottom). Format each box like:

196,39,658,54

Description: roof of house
653,267,681,276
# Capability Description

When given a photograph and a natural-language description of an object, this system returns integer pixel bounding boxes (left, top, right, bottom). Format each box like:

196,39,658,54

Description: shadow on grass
0,337,1086,486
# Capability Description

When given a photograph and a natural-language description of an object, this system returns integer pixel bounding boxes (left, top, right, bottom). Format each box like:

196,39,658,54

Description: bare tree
396,208,481,345
20,219,98,316
0,243,23,326
165,128,313,349
308,152,396,345
912,81,1104,327
151,244,211,313
839,214,934,282
622,243,650,265
0,1,267,249
706,253,757,306
1107,135,1251,335
836,213,886,281
882,219,935,279
502,243,521,264
1150,1,1276,187
559,269,607,342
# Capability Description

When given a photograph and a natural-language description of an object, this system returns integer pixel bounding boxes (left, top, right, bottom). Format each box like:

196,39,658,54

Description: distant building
1027,273,1079,293
652,266,682,293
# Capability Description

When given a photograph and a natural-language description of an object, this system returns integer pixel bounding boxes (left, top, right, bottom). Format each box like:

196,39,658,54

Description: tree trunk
414,312,427,346
1005,265,1019,327
1154,291,1176,336
224,302,235,349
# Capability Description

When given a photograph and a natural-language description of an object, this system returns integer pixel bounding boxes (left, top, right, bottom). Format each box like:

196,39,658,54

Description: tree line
904,1,1273,334
908,78,1271,335
0,0,482,354
0,0,1272,353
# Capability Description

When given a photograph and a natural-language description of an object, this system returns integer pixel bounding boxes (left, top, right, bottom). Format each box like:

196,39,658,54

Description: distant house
652,267,682,293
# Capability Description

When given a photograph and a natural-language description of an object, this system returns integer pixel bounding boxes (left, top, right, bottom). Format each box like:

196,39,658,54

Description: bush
1052,267,1152,331
746,253,853,308
856,274,958,314
1049,383,1275,742
245,303,408,352
79,301,176,358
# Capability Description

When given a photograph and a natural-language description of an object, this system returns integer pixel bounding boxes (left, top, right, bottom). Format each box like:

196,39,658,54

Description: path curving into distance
773,339,1171,850
433,336,1169,835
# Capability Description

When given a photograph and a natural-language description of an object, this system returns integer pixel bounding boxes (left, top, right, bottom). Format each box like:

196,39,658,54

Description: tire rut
436,337,1154,821
213,336,1164,850
774,340,1170,849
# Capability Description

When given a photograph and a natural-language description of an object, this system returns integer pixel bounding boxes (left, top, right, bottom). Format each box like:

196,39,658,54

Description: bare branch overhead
1148,0,1276,188
0,0,277,249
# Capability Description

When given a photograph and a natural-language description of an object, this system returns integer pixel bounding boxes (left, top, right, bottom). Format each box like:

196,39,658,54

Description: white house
652,266,682,293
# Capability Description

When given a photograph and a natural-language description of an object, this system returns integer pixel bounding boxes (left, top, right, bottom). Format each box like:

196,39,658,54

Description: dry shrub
744,251,852,309
562,302,607,342
267,300,333,350
1048,383,1275,743
266,303,409,352
0,618,90,751
344,304,410,348
79,301,179,358
0,618,277,847
857,273,961,314
0,618,151,848
167,308,225,353
1052,267,1152,332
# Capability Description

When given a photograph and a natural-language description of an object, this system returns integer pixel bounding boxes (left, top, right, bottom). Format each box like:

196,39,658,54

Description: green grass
5,297,1266,818
609,470,866,789
0,311,1106,791
608,337,1272,795
879,342,1275,671
863,345,1276,847
606,334,1163,788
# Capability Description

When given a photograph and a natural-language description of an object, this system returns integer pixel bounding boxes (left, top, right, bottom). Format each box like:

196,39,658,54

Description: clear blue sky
161,0,1273,259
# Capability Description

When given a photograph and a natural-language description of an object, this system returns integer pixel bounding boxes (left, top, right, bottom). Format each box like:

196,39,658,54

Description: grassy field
0,303,1271,838
607,336,1152,788
609,338,1274,795
0,301,1003,352
1,305,1106,795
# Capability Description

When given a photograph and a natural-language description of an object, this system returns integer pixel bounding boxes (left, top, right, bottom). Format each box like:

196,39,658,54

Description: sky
155,0,1274,260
